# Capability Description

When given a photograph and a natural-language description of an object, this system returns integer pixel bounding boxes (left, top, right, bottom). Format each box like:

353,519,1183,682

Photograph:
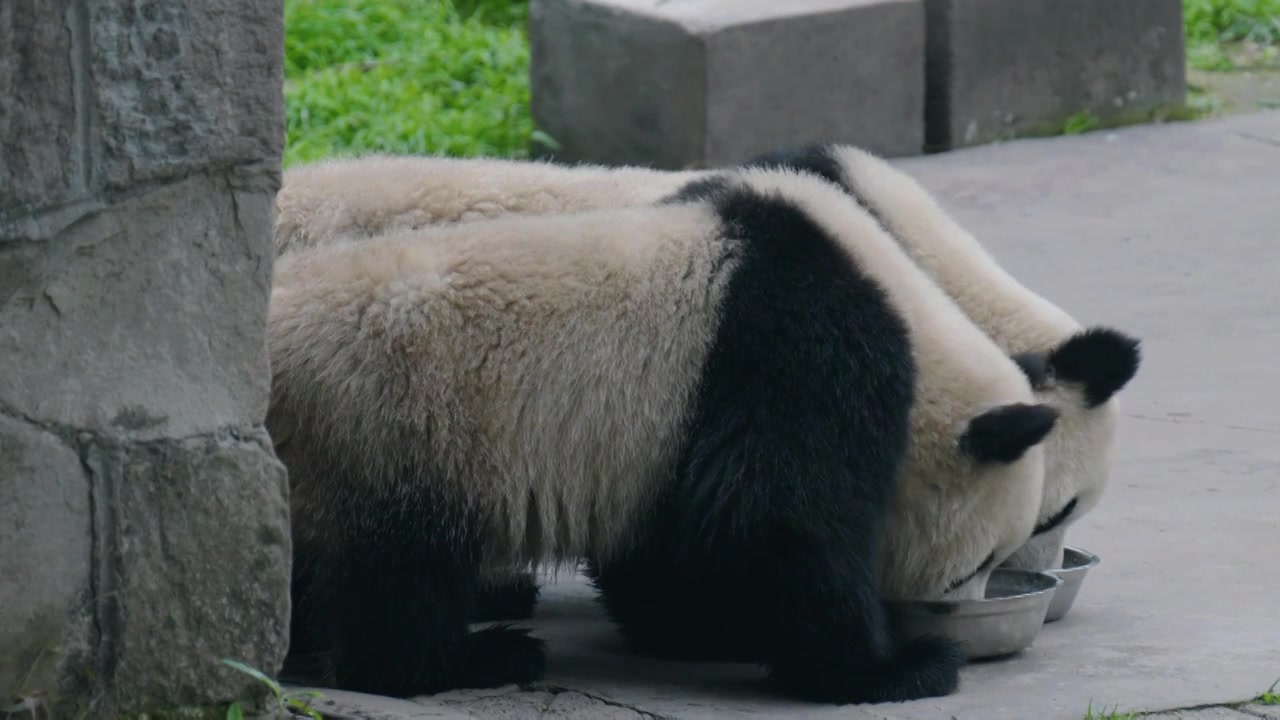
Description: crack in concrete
1124,412,1280,436
1234,131,1280,151
1138,698,1280,718
539,685,672,719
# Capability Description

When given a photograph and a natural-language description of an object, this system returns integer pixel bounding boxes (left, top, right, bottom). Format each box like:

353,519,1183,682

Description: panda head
885,398,1060,602
1001,326,1142,571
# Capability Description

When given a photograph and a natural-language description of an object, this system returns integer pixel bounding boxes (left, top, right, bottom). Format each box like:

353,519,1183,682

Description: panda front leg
672,456,963,704
283,487,547,696
748,528,963,704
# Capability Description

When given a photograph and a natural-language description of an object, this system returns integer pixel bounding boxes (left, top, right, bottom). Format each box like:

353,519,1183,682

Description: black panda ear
960,403,1060,465
1046,326,1142,409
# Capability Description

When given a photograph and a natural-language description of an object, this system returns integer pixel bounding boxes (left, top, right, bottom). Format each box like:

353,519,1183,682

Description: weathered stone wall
1,1,291,716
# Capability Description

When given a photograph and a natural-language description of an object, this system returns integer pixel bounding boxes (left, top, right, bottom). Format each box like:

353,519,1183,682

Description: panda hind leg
288,488,547,696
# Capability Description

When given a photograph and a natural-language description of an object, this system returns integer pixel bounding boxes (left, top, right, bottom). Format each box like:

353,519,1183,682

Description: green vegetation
1184,0,1280,70
283,0,533,167
1256,678,1280,705
220,658,323,719
1082,702,1139,720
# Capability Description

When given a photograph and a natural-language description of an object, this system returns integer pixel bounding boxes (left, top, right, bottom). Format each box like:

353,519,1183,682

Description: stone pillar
1,1,291,716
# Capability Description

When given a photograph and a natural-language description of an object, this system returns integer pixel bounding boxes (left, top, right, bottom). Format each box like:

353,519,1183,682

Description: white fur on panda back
730,170,1046,600
269,203,734,565
830,147,1080,354
275,155,689,255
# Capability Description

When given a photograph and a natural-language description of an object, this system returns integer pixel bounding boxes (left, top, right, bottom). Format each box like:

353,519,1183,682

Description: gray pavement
291,111,1280,720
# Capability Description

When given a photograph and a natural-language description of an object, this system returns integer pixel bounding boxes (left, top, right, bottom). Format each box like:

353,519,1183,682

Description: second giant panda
267,168,1056,702
274,145,1140,575
741,145,1141,570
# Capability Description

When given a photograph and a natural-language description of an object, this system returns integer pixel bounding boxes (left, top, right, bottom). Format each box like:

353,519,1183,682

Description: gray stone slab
530,0,924,169
81,429,290,714
0,415,93,702
86,0,284,191
924,0,1187,149
0,166,278,440
0,0,83,214
1243,703,1280,719
295,687,476,719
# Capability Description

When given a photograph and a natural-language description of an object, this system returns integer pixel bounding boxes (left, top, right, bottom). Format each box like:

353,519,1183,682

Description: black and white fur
740,145,1141,570
276,145,1140,575
267,169,1056,702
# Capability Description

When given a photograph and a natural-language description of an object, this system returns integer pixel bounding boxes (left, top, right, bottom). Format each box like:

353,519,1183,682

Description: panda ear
959,403,1060,465
1010,351,1049,390
1046,326,1142,409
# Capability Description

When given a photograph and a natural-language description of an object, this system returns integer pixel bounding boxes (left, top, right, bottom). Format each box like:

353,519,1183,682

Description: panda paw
472,573,541,622
766,634,962,704
450,625,548,689
880,634,964,700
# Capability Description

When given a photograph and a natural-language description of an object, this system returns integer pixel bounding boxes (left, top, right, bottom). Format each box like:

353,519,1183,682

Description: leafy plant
1256,677,1280,705
1063,111,1102,135
1082,701,1138,720
220,659,323,720
1183,0,1280,70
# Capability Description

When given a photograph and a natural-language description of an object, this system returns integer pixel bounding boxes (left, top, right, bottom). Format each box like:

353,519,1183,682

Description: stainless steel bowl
887,569,1062,660
1043,546,1101,623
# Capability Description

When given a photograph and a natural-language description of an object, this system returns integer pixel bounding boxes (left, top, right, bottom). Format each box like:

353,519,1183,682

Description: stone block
0,415,93,703
81,429,290,714
924,0,1187,149
87,0,284,191
530,0,924,169
0,165,278,440
0,0,83,215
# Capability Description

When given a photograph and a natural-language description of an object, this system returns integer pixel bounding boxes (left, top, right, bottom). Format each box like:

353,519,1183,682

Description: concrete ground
290,111,1280,720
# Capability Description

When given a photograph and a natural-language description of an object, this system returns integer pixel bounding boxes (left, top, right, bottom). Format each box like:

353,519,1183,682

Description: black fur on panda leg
585,550,760,663
471,571,541,622
586,184,963,703
281,483,547,696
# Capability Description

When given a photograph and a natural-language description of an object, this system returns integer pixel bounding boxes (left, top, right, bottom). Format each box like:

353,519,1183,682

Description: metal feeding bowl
887,569,1062,660
1043,546,1101,623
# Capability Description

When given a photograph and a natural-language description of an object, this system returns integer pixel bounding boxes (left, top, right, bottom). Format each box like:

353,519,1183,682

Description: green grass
1184,0,1280,70
1082,702,1139,720
283,0,533,167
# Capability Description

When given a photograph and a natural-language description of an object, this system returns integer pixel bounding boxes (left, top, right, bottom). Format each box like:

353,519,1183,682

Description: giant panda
266,168,1058,703
275,145,1140,574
